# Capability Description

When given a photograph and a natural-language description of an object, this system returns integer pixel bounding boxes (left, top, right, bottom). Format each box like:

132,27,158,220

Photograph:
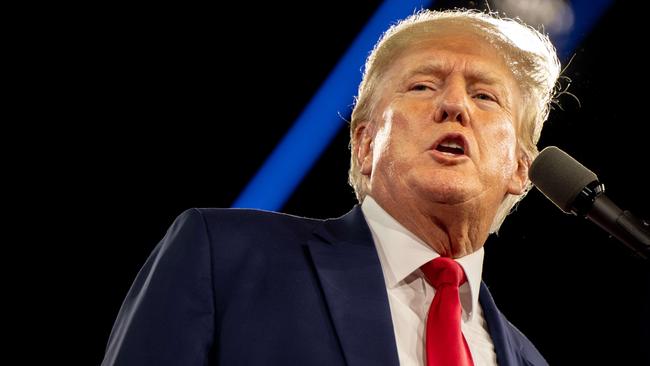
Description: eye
473,92,496,102
410,83,434,92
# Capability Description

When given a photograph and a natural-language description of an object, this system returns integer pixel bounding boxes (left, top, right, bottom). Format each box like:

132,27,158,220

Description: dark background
28,0,648,364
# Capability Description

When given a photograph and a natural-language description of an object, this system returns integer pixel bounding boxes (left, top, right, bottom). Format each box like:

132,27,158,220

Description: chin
413,170,478,206
422,187,473,206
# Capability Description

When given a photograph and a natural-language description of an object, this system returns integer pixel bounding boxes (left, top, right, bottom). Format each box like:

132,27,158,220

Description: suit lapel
480,282,549,366
480,283,518,366
307,206,400,366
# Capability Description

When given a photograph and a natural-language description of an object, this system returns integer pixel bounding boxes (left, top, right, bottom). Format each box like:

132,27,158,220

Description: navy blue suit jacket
102,206,548,365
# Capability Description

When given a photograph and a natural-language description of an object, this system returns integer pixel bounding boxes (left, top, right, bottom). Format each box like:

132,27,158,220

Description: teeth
439,141,464,152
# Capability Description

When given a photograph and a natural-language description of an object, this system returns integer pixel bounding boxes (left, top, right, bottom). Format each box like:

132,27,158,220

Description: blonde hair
348,9,561,233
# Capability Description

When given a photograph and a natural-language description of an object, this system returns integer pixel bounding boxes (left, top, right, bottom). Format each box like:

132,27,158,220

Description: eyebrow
404,62,507,89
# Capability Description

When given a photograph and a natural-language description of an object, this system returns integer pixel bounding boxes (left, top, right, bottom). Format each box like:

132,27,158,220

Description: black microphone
529,146,650,260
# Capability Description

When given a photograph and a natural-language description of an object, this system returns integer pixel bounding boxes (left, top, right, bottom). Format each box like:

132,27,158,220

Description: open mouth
432,134,468,157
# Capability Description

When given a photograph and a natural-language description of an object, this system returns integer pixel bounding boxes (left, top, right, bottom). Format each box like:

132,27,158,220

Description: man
102,9,560,366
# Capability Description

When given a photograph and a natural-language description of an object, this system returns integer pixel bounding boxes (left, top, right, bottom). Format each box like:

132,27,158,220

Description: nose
433,79,470,125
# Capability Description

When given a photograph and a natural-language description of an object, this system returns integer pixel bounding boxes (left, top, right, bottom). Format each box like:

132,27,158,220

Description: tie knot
421,257,467,289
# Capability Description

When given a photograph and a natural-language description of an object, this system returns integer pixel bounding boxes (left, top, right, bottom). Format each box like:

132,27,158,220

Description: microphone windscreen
529,146,599,213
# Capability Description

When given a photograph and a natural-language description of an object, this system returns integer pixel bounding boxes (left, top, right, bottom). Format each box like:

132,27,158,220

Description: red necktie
421,257,474,366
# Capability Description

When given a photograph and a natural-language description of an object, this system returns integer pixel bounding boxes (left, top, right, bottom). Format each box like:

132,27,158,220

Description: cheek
372,121,392,163
384,101,431,143
371,110,398,174
480,122,518,179
371,107,421,174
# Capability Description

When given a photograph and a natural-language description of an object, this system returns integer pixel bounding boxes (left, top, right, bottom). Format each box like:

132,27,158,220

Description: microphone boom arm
587,194,650,260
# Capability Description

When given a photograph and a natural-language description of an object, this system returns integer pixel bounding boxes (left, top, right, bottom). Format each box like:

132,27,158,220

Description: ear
506,150,530,195
353,121,374,177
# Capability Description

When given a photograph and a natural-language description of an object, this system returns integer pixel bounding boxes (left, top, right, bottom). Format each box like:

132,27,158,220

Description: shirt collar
361,195,485,321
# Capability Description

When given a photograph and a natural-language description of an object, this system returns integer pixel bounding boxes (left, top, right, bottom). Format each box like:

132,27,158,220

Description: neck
369,193,494,258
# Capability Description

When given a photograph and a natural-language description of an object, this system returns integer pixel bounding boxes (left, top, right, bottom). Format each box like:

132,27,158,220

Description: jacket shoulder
191,207,322,229
183,207,323,249
192,207,322,223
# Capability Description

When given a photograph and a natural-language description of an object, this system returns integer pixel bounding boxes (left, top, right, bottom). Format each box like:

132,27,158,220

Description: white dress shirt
361,196,498,366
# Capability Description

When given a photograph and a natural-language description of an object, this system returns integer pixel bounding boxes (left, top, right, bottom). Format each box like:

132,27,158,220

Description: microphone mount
571,180,605,216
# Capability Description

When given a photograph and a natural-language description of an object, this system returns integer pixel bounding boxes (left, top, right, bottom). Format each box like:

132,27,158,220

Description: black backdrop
35,1,649,364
